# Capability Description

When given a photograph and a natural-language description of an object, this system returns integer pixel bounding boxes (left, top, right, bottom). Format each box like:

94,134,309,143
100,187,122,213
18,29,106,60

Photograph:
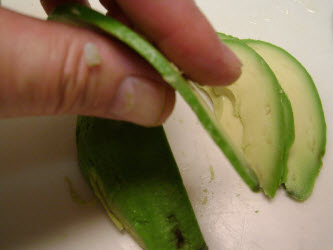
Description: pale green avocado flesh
202,38,290,198
245,40,326,200
77,117,208,250
216,34,295,186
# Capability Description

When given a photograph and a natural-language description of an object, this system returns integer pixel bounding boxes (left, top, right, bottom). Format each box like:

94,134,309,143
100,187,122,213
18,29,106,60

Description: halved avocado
201,38,291,198
245,40,326,200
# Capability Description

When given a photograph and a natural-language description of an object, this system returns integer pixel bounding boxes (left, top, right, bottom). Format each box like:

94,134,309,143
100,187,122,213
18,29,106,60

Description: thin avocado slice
76,117,207,249
201,38,289,198
48,4,259,191
216,34,295,185
245,40,327,200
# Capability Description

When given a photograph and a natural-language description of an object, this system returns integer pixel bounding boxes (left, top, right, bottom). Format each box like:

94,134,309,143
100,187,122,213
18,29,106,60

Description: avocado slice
201,38,291,198
245,40,327,200
215,34,295,186
76,117,208,250
48,3,259,191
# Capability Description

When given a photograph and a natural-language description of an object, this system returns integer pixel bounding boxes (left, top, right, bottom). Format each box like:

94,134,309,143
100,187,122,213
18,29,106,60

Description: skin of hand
0,0,242,126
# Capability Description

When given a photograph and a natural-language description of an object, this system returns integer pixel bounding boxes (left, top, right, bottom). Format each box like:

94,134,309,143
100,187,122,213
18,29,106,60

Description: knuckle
55,41,97,114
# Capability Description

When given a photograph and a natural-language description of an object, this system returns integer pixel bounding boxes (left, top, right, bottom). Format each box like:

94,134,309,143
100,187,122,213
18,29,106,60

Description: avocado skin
76,116,207,250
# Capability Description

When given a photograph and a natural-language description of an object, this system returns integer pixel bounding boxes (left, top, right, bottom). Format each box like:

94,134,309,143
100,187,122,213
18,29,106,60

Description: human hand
0,0,241,126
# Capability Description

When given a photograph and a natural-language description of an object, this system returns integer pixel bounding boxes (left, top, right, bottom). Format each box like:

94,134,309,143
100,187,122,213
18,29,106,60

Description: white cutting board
1,1,333,249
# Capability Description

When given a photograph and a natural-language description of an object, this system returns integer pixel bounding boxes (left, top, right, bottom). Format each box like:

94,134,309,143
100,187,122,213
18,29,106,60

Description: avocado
76,117,208,250
245,40,326,200
201,38,292,198
215,34,295,186
49,3,260,192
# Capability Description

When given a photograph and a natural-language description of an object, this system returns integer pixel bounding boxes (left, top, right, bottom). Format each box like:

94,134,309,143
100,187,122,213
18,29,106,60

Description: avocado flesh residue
76,117,207,250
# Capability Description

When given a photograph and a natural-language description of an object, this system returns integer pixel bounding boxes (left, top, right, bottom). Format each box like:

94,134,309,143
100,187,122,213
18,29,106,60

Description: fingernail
218,42,243,85
109,76,166,126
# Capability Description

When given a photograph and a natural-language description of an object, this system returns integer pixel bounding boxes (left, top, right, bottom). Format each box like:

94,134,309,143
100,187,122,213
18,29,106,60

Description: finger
40,0,90,14
103,1,156,46
100,0,242,86
0,7,175,126
101,0,130,25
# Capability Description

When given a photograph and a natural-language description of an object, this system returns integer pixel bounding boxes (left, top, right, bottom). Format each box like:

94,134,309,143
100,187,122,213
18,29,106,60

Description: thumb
0,7,175,126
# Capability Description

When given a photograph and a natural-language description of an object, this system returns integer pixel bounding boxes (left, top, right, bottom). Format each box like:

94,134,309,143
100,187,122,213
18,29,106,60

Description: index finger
101,0,242,86
41,0,90,14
